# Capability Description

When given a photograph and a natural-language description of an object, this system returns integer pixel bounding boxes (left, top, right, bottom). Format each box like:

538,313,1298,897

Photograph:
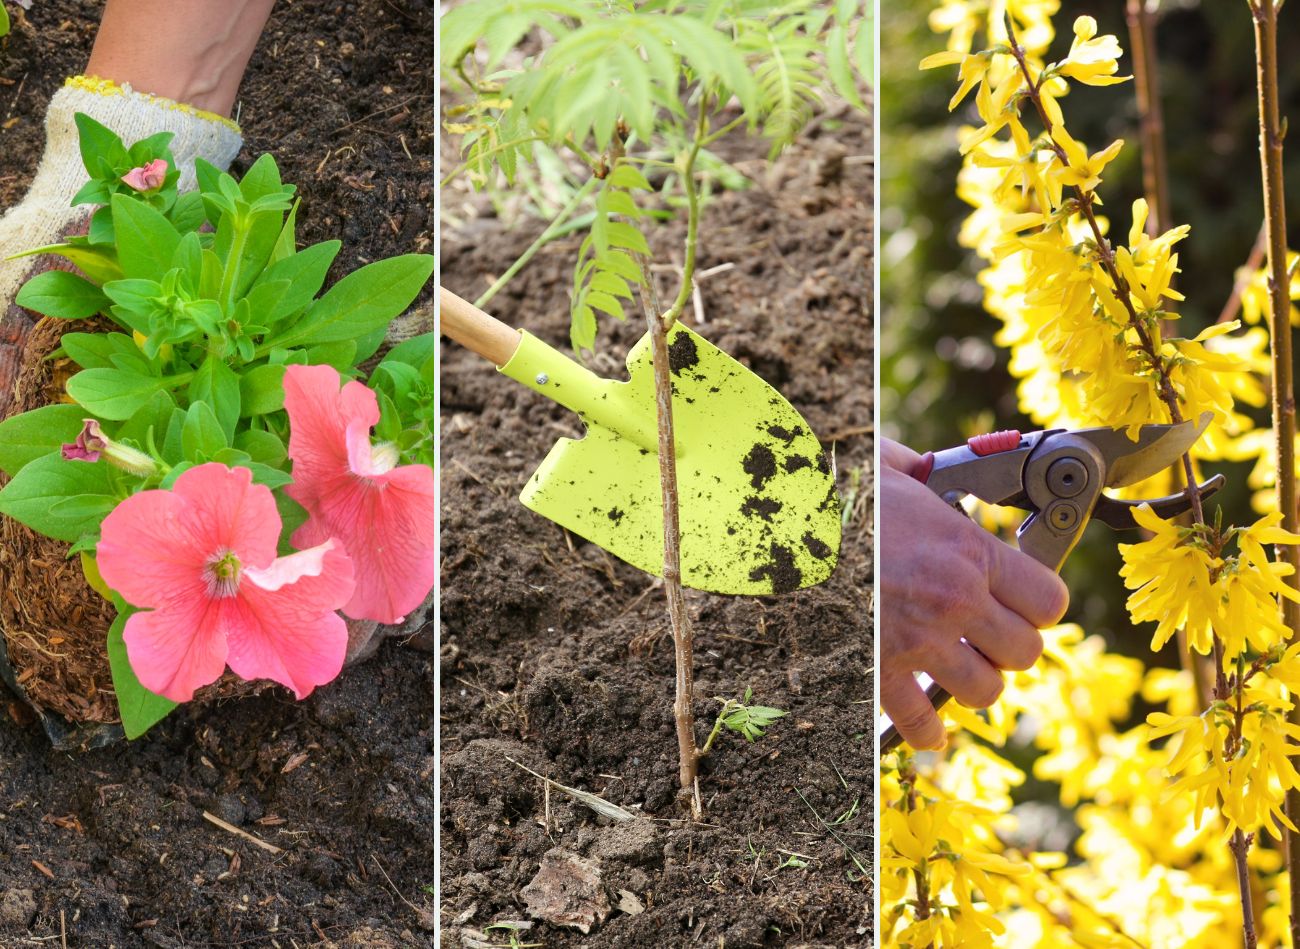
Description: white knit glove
0,76,243,413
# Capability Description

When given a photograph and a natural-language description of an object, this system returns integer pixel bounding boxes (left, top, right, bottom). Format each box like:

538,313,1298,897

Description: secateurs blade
879,413,1223,754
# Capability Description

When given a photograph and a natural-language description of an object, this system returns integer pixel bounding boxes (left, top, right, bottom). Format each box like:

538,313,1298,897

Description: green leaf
112,194,182,281
171,231,203,285
372,361,425,402
49,493,117,521
281,254,435,345
275,493,309,555
352,327,388,364
271,200,301,263
826,23,866,111
71,178,111,208
0,405,91,477
238,363,287,417
161,406,186,463
381,332,435,374
239,153,286,203
0,4,9,38
66,369,180,420
305,340,358,370
75,113,129,180
169,191,208,234
7,243,123,284
15,271,110,320
586,290,626,320
570,304,597,354
247,462,293,490
189,356,242,440
608,164,653,191
235,428,287,466
106,603,178,739
0,452,115,542
116,389,177,447
181,401,227,461
606,221,650,254
126,131,176,167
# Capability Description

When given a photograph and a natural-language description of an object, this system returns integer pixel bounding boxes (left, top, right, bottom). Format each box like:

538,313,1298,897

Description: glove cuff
48,76,244,191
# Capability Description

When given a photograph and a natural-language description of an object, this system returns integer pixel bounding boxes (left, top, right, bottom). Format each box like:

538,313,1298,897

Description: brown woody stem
1249,2,1300,944
1126,0,1172,237
637,270,701,813
1006,18,1258,939
1126,0,1216,714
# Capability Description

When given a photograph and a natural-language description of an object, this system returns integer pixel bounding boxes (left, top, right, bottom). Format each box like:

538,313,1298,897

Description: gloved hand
0,76,243,415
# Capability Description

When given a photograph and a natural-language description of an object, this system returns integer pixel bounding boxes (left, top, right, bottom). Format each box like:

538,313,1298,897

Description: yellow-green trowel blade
499,323,840,594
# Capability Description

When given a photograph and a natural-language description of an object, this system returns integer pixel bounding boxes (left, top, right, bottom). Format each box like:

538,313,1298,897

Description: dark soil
0,2,436,946
441,107,875,945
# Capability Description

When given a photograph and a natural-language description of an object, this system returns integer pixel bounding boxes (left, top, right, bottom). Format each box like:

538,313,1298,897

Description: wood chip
281,752,309,774
202,810,284,854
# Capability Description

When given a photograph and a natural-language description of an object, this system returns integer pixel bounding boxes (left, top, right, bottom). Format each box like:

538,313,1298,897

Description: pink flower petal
122,598,229,702
99,462,360,703
283,365,374,487
98,487,209,610
224,539,355,698
171,464,281,570
284,365,436,624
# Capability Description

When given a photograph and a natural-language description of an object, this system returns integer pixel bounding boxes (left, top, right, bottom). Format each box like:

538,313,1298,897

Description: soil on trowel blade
441,106,874,945
0,2,436,945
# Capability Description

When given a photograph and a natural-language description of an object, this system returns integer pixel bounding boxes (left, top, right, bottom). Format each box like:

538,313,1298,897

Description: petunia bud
62,419,158,477
121,158,169,193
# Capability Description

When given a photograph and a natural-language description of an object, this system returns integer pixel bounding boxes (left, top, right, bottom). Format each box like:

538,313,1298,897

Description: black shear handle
880,680,952,755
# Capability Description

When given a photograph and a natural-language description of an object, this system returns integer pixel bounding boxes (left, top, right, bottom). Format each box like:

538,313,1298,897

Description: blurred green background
881,0,1300,812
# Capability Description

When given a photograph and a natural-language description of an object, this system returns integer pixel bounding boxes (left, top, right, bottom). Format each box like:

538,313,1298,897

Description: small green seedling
0,4,9,39
701,687,787,754
776,850,812,869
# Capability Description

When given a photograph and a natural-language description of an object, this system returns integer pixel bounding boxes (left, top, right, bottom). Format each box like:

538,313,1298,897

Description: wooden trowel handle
439,287,522,367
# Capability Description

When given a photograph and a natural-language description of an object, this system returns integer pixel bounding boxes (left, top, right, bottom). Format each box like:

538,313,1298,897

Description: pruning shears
879,413,1224,754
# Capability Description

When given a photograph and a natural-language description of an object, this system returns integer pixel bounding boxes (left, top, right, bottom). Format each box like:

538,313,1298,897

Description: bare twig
201,811,284,855
1249,2,1300,944
1217,224,1269,325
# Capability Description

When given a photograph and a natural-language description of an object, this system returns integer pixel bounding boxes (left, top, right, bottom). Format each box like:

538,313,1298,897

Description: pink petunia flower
121,158,168,192
97,463,356,703
282,364,435,625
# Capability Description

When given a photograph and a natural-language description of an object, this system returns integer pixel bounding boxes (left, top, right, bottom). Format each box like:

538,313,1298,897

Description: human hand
879,437,1069,750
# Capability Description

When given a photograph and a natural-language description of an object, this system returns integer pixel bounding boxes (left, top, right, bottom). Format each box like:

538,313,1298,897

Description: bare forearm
86,0,277,116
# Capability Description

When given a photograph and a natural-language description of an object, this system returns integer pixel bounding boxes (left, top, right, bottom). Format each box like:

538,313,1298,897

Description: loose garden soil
440,106,874,946
0,2,436,945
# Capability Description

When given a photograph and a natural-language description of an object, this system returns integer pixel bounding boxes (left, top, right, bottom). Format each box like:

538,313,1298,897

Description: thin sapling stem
636,266,701,814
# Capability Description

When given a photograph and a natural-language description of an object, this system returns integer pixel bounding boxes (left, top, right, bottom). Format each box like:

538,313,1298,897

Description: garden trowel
439,287,841,595
878,414,1225,753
